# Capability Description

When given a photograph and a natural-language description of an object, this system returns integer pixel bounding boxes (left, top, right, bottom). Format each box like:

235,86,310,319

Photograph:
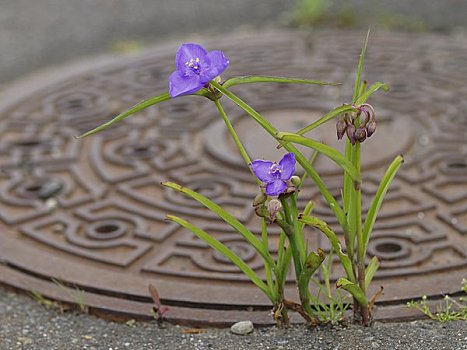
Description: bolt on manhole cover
0,30,466,326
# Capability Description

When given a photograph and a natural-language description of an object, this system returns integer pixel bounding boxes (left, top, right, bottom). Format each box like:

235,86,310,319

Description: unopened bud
254,204,268,218
336,118,346,140
279,186,296,199
346,124,356,145
253,192,267,207
366,120,376,137
267,199,282,221
354,127,367,142
290,176,301,188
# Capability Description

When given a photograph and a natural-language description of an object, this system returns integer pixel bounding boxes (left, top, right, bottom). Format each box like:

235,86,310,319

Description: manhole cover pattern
0,30,466,325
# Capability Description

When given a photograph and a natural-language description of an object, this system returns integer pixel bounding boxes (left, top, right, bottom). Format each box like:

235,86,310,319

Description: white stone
230,321,254,335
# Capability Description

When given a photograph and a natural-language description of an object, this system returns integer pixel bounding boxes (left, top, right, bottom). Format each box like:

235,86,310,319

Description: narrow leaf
365,256,380,288
355,82,389,105
362,155,404,248
297,200,314,235
162,181,275,267
336,277,368,307
223,75,340,89
276,132,360,183
298,249,326,315
77,92,171,138
353,29,370,102
298,215,355,282
296,104,354,137
167,215,272,300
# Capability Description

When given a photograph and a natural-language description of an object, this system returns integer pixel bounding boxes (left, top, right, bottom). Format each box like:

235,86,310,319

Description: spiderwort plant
78,33,403,327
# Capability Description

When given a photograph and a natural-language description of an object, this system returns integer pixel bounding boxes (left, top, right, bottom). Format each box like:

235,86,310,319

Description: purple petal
278,153,296,180
169,71,203,98
201,50,230,83
251,160,274,182
175,43,208,73
265,180,287,196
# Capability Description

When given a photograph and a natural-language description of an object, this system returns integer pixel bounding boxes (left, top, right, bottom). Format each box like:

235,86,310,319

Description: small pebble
230,321,254,335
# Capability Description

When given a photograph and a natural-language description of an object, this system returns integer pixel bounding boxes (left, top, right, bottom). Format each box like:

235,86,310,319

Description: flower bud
346,124,356,145
267,199,282,221
336,118,346,140
254,204,268,218
354,127,367,142
290,176,301,188
279,186,296,199
253,192,267,207
366,120,376,137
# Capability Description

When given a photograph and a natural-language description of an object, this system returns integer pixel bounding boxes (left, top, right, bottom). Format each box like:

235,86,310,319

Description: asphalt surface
1,287,466,350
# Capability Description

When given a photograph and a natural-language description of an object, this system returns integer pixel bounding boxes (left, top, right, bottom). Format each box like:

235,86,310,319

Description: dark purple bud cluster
336,104,376,145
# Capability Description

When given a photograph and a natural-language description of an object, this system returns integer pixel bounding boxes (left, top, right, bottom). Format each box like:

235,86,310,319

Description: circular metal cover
0,30,466,326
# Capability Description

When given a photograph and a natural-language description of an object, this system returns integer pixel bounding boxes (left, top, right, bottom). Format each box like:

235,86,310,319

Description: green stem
262,218,277,302
353,141,369,325
290,193,306,263
343,140,355,261
280,198,302,278
214,99,253,170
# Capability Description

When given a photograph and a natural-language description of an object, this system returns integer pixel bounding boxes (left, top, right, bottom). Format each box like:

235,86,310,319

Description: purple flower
251,153,296,196
168,43,230,98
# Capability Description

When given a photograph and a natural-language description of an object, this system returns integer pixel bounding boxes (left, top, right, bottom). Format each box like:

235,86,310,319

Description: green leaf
353,29,370,103
355,82,389,105
297,200,314,237
362,155,404,249
223,75,340,89
296,104,355,137
276,132,361,183
298,215,355,282
336,278,368,307
365,256,380,288
77,92,171,138
167,215,273,300
162,182,275,267
298,249,326,314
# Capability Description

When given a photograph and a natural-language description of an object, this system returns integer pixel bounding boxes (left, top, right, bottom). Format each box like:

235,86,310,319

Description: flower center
269,163,282,178
185,57,202,74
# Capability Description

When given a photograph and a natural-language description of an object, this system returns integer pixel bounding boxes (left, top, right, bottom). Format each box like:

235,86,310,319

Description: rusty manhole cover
0,30,466,326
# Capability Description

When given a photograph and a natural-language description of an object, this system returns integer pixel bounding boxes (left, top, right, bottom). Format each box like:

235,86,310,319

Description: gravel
1,287,466,350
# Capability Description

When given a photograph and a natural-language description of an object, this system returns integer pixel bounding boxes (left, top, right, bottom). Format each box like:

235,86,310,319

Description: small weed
309,249,351,325
149,284,169,326
407,279,467,322
52,278,88,313
28,290,59,310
